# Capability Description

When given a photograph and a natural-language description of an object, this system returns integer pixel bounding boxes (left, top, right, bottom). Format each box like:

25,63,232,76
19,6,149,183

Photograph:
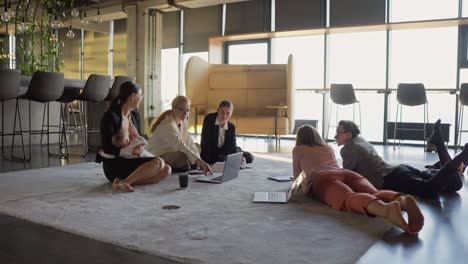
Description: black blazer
200,112,237,164
99,105,141,157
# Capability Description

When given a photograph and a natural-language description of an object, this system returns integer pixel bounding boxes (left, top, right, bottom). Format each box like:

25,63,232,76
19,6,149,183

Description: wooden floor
1,138,467,264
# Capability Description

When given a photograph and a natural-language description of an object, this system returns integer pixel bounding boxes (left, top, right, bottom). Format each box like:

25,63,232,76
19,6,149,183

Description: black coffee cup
179,173,189,188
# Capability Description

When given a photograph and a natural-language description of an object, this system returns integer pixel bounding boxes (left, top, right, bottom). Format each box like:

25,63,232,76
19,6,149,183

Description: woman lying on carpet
200,99,254,165
293,125,424,234
147,95,212,175
96,81,171,192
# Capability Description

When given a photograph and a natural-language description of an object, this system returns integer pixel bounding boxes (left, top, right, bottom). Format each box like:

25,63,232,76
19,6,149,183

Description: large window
161,48,180,110
272,35,324,88
328,31,387,141
389,27,457,89
271,35,325,133
225,40,270,64
389,27,458,143
390,0,458,22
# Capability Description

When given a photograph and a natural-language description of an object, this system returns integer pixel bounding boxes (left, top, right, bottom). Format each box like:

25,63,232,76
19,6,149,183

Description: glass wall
390,0,458,22
161,48,180,110
272,35,324,133
113,19,128,77
83,30,109,78
388,27,458,143
327,31,387,141
227,42,269,64
152,0,468,145
59,28,81,79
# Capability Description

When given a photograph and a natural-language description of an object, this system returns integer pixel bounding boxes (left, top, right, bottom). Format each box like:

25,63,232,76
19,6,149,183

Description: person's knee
442,176,463,192
159,164,172,178
151,157,163,167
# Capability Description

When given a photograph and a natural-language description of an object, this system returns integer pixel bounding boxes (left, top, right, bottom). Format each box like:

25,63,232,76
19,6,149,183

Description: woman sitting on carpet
293,125,424,234
147,95,212,175
96,81,171,192
200,100,254,164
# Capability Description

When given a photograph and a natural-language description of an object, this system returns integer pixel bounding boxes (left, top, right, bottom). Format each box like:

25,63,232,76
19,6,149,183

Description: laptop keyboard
268,192,283,201
210,175,223,182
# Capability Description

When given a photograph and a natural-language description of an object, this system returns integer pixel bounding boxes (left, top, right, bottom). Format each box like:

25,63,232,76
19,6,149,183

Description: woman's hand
196,159,213,175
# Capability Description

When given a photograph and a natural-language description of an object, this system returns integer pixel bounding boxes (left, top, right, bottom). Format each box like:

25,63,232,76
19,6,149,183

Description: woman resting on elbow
96,81,171,192
147,95,212,175
293,125,424,234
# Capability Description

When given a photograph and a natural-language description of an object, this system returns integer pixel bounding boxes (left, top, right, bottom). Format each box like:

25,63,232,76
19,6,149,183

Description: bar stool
327,83,361,139
52,83,84,158
456,83,468,150
105,76,136,102
63,74,111,157
12,71,64,161
0,69,24,159
393,83,428,149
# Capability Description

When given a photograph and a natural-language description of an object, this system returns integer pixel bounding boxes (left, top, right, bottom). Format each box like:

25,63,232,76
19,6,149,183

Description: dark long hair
108,81,141,110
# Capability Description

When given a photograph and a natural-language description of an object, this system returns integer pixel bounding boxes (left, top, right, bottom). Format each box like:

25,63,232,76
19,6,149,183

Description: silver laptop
252,172,304,203
195,152,243,184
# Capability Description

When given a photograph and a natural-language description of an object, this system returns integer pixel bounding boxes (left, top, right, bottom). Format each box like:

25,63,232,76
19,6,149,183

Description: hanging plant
15,0,71,75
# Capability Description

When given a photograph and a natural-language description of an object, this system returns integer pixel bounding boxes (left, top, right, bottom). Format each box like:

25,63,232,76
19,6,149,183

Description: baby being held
112,128,155,158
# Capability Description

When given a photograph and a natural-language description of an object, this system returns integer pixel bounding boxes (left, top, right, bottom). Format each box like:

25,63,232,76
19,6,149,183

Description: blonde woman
147,95,212,175
293,125,424,234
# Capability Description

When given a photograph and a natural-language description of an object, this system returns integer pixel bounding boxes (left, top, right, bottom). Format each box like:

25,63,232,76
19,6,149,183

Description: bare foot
385,201,413,234
402,195,424,233
112,178,135,192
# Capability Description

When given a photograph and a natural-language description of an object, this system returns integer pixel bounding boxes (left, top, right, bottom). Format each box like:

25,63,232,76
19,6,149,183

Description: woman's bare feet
401,195,424,233
112,178,135,192
385,201,413,234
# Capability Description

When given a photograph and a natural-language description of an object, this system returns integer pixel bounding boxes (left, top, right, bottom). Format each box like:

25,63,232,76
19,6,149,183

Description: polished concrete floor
1,138,467,264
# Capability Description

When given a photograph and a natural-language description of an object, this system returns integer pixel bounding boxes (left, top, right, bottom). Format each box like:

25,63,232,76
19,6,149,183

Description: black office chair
12,71,64,161
393,83,428,149
0,69,23,159
327,83,361,139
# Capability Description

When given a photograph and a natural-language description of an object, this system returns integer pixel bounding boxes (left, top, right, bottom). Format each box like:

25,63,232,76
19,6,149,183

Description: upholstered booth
185,55,295,135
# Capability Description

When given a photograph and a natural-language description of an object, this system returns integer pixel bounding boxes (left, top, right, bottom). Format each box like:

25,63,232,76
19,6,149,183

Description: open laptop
252,172,304,203
195,152,243,184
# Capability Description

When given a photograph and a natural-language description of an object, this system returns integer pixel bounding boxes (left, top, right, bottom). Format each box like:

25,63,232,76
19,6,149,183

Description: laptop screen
287,171,305,198
220,152,243,182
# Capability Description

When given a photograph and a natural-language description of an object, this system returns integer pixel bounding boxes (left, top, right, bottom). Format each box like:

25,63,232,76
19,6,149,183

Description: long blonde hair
149,95,191,134
295,125,326,147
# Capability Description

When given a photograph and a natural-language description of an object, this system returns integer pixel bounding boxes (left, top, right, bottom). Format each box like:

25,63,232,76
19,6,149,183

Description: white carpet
0,154,391,264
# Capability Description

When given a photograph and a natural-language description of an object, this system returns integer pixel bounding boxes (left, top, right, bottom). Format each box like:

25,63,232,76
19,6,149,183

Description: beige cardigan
146,113,200,163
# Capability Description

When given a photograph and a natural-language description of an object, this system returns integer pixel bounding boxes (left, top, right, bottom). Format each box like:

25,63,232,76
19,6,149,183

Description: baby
112,128,155,158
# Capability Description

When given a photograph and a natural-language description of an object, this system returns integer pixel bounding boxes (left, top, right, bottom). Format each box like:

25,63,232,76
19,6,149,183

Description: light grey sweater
340,136,397,188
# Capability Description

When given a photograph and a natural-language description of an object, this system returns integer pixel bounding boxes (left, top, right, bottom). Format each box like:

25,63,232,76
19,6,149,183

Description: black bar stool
105,76,136,102
12,71,64,161
327,83,361,139
58,74,111,157
0,69,24,160
393,83,428,149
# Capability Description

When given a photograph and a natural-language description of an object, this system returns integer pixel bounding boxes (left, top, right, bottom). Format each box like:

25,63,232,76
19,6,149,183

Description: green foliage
16,0,67,75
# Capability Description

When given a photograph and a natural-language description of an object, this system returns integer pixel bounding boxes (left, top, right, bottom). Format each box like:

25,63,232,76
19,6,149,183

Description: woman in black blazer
200,100,253,164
